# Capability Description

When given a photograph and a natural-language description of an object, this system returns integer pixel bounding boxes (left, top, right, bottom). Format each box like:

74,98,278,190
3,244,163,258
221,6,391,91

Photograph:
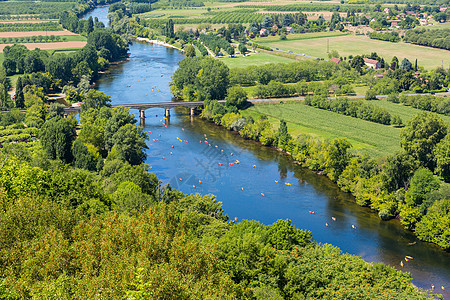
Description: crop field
362,98,450,124
244,102,402,157
0,41,86,51
254,34,450,71
254,31,350,43
0,1,77,17
0,30,78,38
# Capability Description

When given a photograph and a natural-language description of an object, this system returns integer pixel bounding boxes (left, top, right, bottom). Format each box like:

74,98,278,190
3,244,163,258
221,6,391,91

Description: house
285,26,295,34
200,29,207,35
272,25,279,30
390,20,401,27
374,74,384,78
330,57,341,64
383,8,390,14
260,28,269,37
419,19,428,25
363,58,381,69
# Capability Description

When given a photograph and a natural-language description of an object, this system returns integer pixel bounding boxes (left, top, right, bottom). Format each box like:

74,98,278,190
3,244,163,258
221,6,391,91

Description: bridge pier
190,107,195,116
165,108,170,117
139,109,145,126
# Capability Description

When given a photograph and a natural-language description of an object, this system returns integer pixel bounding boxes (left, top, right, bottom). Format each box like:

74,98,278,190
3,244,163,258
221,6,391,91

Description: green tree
112,123,147,165
434,134,450,182
82,89,111,110
72,139,97,171
400,58,412,71
39,116,76,163
14,77,24,108
382,152,417,192
184,44,196,58
104,108,137,152
225,86,247,109
400,112,447,170
326,138,352,181
265,219,312,250
277,119,290,151
405,167,440,210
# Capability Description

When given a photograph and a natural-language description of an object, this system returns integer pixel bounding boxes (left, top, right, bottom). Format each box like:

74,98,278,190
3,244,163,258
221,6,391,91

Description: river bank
134,37,184,52
85,5,450,292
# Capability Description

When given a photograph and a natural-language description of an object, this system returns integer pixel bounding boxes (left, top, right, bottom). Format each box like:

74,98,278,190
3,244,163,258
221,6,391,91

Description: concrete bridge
63,100,226,120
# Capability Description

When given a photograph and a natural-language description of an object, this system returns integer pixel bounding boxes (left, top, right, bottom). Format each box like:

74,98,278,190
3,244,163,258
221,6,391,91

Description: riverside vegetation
171,55,450,251
0,0,448,298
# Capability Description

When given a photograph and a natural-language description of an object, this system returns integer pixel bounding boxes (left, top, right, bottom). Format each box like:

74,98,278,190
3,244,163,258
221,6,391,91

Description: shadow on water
89,29,450,297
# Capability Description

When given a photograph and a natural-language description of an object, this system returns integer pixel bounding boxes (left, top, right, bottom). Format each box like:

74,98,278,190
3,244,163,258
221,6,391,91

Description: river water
83,7,450,296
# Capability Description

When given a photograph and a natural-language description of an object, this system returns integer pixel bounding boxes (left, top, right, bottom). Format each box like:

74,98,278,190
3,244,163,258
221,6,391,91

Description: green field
363,98,450,124
219,50,297,68
244,102,402,157
254,34,450,71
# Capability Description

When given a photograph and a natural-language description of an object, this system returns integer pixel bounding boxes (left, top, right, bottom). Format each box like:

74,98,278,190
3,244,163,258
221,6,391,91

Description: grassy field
244,102,403,157
254,34,450,71
219,50,297,68
362,98,450,124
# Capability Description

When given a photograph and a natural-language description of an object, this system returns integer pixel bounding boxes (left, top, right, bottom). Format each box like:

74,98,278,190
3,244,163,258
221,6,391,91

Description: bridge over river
63,100,226,119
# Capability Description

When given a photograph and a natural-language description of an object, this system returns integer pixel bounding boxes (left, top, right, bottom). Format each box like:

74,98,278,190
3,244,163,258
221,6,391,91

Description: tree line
403,28,450,51
201,98,450,250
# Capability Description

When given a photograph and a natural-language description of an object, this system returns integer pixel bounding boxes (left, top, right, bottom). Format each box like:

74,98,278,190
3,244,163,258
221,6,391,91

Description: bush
365,89,377,100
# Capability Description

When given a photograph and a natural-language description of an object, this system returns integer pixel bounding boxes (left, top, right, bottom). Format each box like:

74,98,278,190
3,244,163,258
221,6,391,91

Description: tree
49,103,66,118
326,138,352,181
238,43,247,54
434,134,450,182
400,112,447,170
82,89,111,110
184,44,196,58
86,16,94,34
104,108,137,152
382,152,417,192
112,124,148,165
277,119,291,151
400,58,412,71
391,114,403,127
282,14,293,27
72,139,97,171
262,16,273,28
14,77,24,108
165,19,174,38
390,56,399,70
405,167,440,208
39,116,76,163
225,86,247,109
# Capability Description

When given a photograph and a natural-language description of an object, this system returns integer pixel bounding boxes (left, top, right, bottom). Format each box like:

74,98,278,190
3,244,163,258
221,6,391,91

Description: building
260,28,269,37
363,58,381,69
330,57,341,64
419,19,428,25
285,26,295,34
383,8,390,14
390,20,401,27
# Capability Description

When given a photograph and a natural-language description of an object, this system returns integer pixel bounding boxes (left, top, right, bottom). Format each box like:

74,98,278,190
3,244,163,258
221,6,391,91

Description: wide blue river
83,7,450,297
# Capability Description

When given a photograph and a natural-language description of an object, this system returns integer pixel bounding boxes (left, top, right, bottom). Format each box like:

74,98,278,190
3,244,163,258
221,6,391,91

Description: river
83,7,450,297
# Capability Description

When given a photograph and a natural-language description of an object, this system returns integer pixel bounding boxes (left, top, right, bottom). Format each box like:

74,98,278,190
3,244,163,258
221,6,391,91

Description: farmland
244,102,403,157
363,98,450,124
253,34,450,71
